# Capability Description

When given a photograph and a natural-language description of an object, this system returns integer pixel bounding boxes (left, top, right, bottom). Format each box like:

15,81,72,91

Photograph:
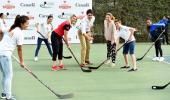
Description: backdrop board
1,0,92,44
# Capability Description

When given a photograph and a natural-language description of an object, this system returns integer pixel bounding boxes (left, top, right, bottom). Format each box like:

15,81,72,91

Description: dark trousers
35,37,52,57
162,31,169,44
154,39,163,57
51,31,63,61
107,41,116,63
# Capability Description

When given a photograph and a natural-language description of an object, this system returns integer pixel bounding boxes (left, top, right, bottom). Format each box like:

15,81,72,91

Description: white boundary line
147,56,170,65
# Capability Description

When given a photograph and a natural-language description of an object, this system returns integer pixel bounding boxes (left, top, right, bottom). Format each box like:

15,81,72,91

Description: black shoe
1,93,6,99
6,97,16,100
128,68,137,72
120,66,130,69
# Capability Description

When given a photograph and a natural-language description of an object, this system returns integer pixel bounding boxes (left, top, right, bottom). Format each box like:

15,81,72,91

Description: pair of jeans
35,37,53,57
0,55,13,98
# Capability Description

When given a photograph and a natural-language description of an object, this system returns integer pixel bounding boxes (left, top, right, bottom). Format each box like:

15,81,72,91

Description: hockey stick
62,38,92,72
12,55,74,99
88,42,127,69
62,55,72,59
152,81,170,90
136,29,165,61
37,31,72,59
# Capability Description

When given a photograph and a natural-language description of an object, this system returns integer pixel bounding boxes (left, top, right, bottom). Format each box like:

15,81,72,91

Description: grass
1,43,170,100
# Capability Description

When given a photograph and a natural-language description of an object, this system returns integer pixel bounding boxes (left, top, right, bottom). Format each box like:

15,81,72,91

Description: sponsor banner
1,0,92,44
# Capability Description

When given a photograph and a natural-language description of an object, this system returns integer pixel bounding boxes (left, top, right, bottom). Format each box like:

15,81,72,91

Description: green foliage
92,0,170,42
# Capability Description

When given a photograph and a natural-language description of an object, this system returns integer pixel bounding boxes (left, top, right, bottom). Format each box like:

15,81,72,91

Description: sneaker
152,57,159,61
128,68,138,72
58,64,64,70
51,66,60,71
1,93,6,99
159,57,165,62
120,66,130,69
85,61,93,65
104,59,111,65
34,57,38,62
110,62,115,67
6,97,16,100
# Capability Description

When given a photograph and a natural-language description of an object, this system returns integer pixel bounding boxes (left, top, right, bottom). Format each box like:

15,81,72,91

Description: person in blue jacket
146,18,165,61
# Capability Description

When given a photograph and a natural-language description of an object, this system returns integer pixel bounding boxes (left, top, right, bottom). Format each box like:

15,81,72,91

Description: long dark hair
9,15,29,32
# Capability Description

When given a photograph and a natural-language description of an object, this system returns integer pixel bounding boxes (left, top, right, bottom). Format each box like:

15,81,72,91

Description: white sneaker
152,57,159,61
159,57,164,62
110,62,115,67
105,59,111,65
34,57,38,62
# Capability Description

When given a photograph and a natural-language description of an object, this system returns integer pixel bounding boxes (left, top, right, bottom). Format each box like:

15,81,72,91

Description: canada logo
3,0,15,9
59,1,71,9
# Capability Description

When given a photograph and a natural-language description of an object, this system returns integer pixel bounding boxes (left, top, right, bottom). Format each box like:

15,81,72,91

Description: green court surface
1,43,170,100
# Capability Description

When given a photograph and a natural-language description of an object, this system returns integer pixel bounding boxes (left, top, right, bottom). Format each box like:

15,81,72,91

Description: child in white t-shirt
115,20,137,72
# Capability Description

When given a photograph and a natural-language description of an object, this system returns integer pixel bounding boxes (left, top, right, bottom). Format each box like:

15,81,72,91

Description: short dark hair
47,15,53,19
115,19,121,23
86,9,93,15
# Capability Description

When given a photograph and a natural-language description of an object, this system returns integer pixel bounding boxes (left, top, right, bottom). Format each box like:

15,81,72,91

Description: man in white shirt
115,20,137,72
34,15,53,61
78,9,94,67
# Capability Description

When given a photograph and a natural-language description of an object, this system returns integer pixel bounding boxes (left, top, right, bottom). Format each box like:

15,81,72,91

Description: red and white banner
1,0,92,44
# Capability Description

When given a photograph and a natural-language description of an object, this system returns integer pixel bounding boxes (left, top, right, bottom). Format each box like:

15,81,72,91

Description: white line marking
147,56,170,65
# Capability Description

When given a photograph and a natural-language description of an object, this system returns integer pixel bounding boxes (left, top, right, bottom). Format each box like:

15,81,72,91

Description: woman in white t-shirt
0,15,29,100
34,15,53,62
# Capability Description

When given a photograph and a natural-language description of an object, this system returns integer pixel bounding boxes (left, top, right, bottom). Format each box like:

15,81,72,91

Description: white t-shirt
117,25,135,42
80,16,95,34
0,27,23,57
38,23,52,39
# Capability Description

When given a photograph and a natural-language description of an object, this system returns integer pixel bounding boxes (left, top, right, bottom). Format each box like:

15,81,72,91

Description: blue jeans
0,55,13,98
35,37,53,57
123,41,135,54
